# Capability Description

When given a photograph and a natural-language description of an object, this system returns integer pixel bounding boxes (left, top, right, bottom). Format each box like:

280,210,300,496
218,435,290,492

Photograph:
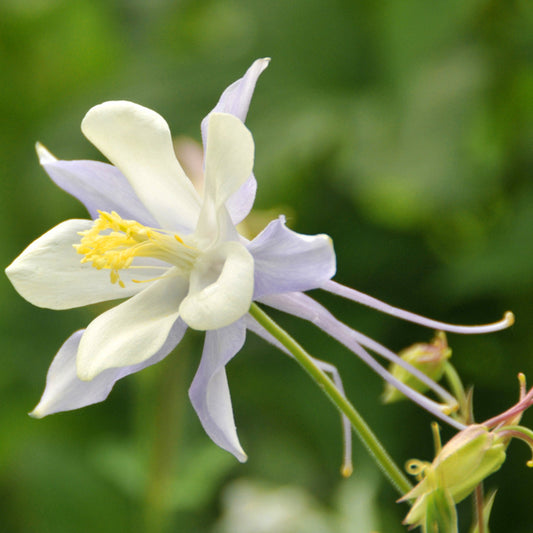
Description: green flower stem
139,335,191,533
474,483,486,533
444,362,469,423
249,303,412,495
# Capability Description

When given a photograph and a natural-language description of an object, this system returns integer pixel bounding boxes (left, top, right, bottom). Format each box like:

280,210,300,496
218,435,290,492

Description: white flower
5,59,335,461
5,59,513,464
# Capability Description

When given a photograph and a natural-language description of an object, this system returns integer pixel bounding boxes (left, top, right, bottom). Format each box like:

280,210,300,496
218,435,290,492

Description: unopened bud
383,332,451,403
401,425,506,529
420,485,458,533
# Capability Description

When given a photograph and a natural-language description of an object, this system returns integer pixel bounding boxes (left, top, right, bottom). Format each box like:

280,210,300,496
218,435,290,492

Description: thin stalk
444,362,469,423
142,337,190,533
249,303,412,495
474,483,485,533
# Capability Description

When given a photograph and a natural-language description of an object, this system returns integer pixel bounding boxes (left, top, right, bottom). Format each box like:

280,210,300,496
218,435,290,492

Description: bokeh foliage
1,0,532,531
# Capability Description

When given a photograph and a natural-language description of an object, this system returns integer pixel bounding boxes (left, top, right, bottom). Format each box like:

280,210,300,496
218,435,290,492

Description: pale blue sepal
189,320,248,462
30,319,187,418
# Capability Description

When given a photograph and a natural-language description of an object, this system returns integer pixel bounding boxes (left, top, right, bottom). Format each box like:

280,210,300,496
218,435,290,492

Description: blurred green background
1,0,532,531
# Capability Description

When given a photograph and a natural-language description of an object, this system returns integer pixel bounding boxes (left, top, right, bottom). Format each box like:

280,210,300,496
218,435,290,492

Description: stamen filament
74,210,198,288
132,269,181,284
126,266,170,271
519,373,527,400
322,280,514,334
431,421,442,455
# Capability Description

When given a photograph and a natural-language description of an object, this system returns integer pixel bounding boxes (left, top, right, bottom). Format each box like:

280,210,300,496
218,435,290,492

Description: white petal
81,101,201,232
194,113,255,245
203,113,255,208
77,274,188,380
36,143,158,226
200,58,269,225
248,216,336,297
5,219,150,309
179,242,254,331
30,320,187,417
189,321,247,461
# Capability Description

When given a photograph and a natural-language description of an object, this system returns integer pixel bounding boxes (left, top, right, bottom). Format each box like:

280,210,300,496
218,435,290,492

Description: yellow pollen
75,211,196,287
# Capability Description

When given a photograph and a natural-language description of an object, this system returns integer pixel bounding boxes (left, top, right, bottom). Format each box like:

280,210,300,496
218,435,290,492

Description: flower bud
401,425,506,529
417,485,458,533
383,332,451,403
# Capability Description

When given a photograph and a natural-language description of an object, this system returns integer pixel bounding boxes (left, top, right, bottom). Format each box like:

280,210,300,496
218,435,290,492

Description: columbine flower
5,58,513,464
6,59,335,462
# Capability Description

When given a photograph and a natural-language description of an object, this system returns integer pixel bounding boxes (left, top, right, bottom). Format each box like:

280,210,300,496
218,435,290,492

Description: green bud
422,486,458,533
403,474,458,532
402,425,507,530
431,425,506,502
383,332,451,403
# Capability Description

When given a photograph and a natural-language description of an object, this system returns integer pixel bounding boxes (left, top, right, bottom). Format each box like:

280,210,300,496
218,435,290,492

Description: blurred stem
249,303,412,496
141,337,191,533
474,483,485,533
444,362,469,423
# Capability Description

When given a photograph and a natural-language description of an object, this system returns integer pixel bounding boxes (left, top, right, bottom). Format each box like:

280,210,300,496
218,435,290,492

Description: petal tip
321,233,334,246
81,100,156,139
28,406,45,419
76,364,97,382
256,57,271,68
236,449,248,463
35,142,57,165
209,111,251,133
76,354,100,382
4,261,15,279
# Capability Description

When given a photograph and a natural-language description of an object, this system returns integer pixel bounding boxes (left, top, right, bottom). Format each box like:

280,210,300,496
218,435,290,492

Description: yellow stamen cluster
74,211,196,287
